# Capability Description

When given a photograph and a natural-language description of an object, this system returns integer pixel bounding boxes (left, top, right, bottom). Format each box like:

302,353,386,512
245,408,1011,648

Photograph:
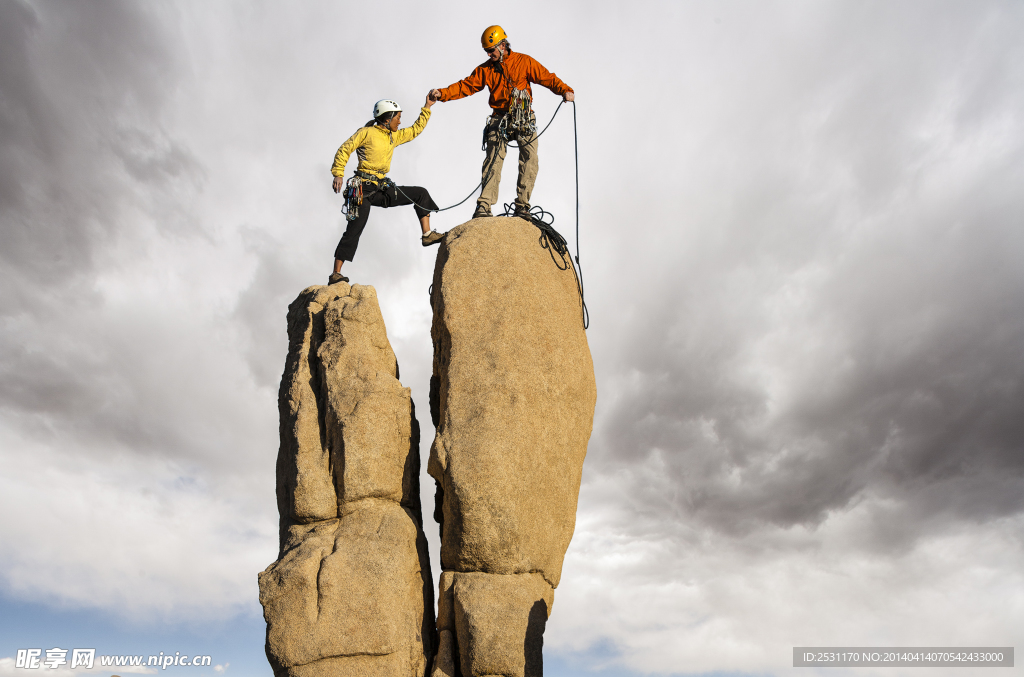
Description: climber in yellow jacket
328,93,443,285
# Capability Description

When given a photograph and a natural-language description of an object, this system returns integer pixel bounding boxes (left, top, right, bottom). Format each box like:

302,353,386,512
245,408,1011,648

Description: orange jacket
437,51,573,112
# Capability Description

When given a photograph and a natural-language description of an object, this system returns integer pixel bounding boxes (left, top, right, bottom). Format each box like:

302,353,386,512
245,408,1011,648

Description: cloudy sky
2,1,1022,676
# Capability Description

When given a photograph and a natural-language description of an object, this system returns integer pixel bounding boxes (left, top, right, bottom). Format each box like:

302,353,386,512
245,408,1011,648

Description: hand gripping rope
401,101,588,329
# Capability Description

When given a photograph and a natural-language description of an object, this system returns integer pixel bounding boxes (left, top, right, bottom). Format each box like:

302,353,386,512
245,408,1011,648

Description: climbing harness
356,170,396,192
343,171,399,220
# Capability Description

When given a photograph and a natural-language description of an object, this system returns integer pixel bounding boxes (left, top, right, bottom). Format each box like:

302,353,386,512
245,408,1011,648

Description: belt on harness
354,170,395,190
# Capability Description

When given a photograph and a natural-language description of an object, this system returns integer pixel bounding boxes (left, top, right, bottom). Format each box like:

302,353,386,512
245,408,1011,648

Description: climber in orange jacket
429,25,574,220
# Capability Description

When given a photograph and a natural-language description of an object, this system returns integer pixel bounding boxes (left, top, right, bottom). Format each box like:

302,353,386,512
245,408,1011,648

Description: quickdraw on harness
497,87,537,143
342,170,396,221
341,176,364,221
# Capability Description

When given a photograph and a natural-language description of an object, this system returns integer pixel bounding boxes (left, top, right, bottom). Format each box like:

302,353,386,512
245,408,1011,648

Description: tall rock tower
428,217,597,677
260,216,595,677
259,284,435,677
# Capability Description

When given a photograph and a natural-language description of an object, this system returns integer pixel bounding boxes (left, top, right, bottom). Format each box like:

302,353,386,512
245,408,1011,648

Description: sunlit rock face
427,217,597,677
259,283,434,677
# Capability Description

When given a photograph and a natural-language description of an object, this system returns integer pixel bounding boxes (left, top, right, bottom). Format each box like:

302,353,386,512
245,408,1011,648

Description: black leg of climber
333,184,440,265
328,94,444,286
429,25,574,219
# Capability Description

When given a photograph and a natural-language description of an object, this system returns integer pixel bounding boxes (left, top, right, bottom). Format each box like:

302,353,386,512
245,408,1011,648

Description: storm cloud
588,0,1024,538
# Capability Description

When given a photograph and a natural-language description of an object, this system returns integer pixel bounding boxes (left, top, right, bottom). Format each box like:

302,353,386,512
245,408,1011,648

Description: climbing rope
572,101,586,328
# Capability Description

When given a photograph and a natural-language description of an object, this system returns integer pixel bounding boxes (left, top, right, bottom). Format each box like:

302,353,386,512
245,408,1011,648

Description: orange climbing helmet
481,25,507,49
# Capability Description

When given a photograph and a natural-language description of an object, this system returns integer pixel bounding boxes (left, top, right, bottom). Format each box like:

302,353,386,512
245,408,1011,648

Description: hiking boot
514,204,532,220
472,204,492,219
421,229,444,247
327,272,349,285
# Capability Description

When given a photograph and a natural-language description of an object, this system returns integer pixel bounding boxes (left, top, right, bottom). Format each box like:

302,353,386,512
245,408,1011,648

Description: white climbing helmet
373,99,402,119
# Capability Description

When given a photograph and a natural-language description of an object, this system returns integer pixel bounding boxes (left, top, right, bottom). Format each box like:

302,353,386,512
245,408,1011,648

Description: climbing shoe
472,205,492,219
421,230,444,247
513,205,532,220
327,272,349,285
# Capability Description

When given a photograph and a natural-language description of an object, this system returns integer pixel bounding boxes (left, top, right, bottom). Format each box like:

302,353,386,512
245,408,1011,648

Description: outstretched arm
432,64,489,103
394,107,432,146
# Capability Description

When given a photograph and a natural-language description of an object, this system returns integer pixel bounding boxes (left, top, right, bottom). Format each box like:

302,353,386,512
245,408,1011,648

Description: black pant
334,183,437,261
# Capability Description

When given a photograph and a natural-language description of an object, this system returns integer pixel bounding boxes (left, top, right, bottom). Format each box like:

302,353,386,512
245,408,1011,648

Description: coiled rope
500,196,588,329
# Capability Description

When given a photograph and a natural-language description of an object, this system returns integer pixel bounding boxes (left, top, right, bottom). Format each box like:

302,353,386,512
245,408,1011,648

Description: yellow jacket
331,107,431,181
